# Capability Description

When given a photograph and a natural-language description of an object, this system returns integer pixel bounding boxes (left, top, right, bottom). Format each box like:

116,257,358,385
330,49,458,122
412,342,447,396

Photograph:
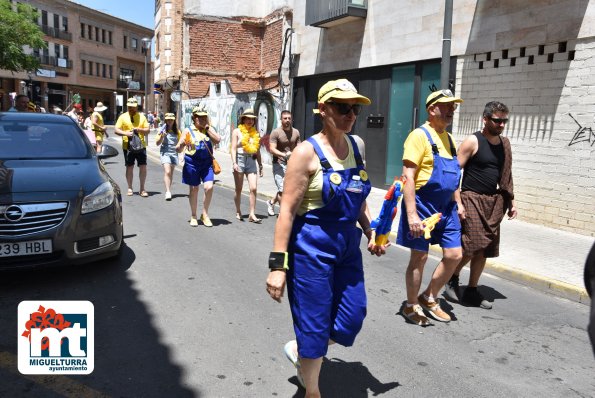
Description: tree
0,0,45,72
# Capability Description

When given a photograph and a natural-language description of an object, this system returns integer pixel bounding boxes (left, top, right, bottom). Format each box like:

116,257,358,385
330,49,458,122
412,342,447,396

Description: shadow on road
289,357,400,397
0,243,197,397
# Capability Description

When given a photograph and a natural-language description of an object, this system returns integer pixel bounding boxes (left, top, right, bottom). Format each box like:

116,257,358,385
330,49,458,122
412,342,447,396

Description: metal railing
40,25,72,41
37,55,73,69
305,0,367,27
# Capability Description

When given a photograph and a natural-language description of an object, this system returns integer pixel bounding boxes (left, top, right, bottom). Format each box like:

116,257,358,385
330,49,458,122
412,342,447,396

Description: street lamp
141,37,151,113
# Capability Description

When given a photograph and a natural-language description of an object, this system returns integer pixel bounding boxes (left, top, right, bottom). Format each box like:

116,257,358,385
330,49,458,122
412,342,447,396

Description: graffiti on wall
181,92,280,164
568,113,595,146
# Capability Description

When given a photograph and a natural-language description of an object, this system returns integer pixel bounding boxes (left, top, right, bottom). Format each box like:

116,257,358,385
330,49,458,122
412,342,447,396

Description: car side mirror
98,144,119,159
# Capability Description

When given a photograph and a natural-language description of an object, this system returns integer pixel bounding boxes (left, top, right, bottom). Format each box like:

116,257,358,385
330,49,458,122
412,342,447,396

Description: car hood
0,159,105,194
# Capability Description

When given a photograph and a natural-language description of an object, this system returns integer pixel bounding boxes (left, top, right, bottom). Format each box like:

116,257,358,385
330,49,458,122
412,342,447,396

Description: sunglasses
489,117,509,124
325,101,362,116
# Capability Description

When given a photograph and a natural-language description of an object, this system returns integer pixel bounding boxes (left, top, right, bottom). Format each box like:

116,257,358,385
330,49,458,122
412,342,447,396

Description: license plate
0,240,52,257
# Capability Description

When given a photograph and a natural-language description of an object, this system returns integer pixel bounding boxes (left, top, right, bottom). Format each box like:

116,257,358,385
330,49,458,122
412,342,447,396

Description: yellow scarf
239,124,260,154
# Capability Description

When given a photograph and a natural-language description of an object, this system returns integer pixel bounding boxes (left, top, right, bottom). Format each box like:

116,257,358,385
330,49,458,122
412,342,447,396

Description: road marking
0,351,107,397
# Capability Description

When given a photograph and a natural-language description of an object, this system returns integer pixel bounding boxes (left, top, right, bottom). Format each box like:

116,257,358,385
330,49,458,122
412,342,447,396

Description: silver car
0,112,123,269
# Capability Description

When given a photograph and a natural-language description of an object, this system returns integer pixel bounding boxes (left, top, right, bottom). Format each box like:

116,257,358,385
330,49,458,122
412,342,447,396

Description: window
102,29,106,43
132,38,138,51
95,27,99,42
96,62,100,76
108,31,112,45
109,65,113,79
82,60,86,74
63,46,68,59
119,68,134,82
156,33,160,52
123,35,127,49
53,14,59,29
88,25,92,40
63,16,68,32
89,62,93,75
81,23,85,38
102,64,106,78
42,10,47,26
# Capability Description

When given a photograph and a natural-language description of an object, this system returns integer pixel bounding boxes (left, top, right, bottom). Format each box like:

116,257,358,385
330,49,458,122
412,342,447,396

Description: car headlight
81,181,115,214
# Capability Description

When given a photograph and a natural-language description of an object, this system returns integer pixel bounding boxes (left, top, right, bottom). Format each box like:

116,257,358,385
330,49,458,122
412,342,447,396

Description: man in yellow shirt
397,89,463,326
114,98,150,197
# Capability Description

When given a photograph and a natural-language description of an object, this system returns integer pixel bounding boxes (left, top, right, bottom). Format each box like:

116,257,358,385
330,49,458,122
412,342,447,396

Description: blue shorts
160,152,178,165
397,200,461,252
182,159,214,186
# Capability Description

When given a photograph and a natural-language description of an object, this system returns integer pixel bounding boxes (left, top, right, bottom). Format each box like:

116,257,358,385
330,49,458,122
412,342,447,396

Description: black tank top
461,131,504,194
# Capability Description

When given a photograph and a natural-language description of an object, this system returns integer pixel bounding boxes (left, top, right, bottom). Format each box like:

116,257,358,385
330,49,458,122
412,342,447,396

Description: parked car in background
0,112,123,270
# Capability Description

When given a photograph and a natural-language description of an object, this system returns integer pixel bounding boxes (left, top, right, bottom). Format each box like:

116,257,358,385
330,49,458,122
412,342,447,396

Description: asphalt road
0,141,593,397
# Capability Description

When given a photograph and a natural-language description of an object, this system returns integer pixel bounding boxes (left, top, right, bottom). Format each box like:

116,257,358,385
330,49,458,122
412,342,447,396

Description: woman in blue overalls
175,106,221,227
266,79,389,396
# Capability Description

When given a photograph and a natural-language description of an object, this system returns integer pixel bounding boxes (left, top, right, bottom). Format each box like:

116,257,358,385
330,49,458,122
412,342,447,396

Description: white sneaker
267,200,275,216
283,340,305,389
165,191,172,201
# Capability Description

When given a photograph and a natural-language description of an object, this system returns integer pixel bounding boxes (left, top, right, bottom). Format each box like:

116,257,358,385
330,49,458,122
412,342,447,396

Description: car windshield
0,120,89,159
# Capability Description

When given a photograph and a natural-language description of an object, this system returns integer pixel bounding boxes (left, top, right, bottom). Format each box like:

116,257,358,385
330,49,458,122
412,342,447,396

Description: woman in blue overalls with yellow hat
266,79,389,396
176,106,221,227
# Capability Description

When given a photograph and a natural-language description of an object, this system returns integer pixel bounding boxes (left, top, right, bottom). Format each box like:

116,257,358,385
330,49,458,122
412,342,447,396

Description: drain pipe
440,0,453,89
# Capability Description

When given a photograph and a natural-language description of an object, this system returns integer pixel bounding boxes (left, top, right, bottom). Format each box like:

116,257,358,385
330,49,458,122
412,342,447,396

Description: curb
426,244,588,305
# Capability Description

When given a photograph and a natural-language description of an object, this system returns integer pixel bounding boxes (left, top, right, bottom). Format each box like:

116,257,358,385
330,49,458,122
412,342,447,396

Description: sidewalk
139,129,592,304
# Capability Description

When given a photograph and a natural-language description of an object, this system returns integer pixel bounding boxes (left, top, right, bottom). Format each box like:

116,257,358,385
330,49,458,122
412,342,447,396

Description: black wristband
269,251,288,270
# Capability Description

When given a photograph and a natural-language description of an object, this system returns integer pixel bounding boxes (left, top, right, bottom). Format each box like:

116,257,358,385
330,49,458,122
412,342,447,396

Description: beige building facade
289,0,595,237
1,0,152,122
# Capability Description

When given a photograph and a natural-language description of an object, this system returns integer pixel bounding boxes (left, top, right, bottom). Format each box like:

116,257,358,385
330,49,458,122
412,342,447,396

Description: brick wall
186,12,284,96
454,38,595,236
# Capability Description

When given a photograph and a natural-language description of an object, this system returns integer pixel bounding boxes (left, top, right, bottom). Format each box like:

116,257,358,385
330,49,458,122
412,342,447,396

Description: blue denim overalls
397,126,462,251
182,126,214,185
287,135,371,359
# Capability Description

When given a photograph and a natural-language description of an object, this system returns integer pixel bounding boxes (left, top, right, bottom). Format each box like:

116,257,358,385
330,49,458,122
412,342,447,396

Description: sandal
140,191,149,197
126,188,133,196
248,216,262,224
236,213,244,221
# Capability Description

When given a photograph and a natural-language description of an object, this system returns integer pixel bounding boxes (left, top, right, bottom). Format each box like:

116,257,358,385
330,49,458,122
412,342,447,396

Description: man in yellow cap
397,89,464,326
114,97,150,197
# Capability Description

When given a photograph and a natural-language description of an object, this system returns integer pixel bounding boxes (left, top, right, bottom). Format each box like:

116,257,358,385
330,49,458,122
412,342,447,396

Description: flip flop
236,213,244,221
248,216,262,224
140,191,149,197
126,189,133,196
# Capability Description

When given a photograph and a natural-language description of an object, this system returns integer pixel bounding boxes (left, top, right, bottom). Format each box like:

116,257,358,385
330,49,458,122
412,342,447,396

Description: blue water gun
371,176,406,246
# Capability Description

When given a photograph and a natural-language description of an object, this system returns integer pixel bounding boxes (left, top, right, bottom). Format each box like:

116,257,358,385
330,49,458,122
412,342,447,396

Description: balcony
117,80,144,90
40,25,72,41
306,0,367,28
38,55,73,69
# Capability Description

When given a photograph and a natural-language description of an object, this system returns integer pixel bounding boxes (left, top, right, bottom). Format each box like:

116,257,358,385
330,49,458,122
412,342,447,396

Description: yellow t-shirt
402,122,457,190
115,112,149,149
297,135,357,216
